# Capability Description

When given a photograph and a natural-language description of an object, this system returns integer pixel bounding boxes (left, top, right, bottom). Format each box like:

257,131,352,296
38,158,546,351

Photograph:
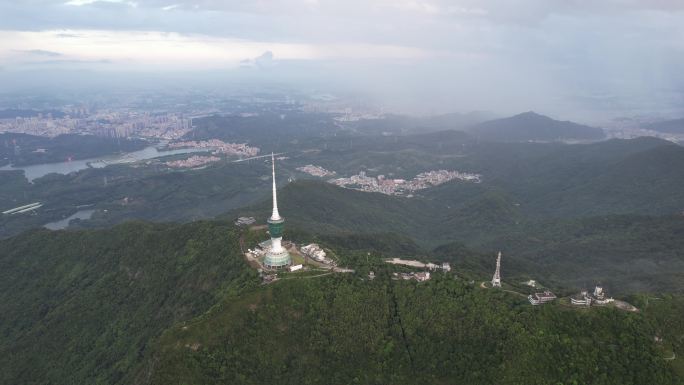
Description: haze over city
1,0,683,121
2,2,684,384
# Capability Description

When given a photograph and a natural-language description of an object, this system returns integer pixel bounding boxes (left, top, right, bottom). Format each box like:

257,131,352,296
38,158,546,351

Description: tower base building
263,217,291,269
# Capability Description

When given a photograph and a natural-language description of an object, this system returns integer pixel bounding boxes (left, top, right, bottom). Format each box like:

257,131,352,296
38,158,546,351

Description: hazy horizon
1,0,683,122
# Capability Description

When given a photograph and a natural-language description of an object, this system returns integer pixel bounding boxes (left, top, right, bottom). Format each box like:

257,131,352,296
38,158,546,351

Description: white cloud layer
0,0,682,120
0,29,439,70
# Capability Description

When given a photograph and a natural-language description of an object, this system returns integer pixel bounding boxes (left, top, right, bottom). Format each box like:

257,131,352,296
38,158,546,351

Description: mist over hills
191,109,600,145
645,118,684,134
345,111,497,135
467,111,605,142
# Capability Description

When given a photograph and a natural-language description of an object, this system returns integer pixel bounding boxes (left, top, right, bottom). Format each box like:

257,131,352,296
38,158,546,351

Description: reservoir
0,146,209,182
44,209,96,230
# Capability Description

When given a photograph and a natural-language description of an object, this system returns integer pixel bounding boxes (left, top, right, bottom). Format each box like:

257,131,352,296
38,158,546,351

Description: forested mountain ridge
1,219,683,384
468,111,605,142
425,137,684,218
147,272,681,385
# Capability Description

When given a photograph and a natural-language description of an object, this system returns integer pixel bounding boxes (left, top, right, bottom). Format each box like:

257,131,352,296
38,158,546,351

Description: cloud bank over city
0,0,683,121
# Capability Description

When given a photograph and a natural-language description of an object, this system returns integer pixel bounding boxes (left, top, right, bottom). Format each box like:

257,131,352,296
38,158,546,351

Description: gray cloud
240,51,275,69
0,0,682,121
15,49,63,57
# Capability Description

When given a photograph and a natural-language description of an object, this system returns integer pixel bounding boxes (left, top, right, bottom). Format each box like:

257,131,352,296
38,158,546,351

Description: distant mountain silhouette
468,111,605,142
644,117,684,134
345,111,497,135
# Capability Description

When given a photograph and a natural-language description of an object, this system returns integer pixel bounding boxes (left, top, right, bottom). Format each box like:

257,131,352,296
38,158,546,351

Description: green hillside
232,179,684,293
426,137,684,218
148,274,680,385
0,221,255,385
1,221,683,384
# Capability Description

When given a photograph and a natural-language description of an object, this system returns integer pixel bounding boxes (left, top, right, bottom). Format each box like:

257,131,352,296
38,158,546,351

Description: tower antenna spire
271,152,281,221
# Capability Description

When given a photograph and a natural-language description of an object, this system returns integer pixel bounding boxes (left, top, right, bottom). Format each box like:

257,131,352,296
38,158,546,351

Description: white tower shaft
271,235,283,253
270,152,281,221
492,251,502,287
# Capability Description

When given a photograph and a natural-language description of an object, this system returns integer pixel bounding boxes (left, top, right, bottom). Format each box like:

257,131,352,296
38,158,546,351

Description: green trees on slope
0,221,255,385
149,273,679,385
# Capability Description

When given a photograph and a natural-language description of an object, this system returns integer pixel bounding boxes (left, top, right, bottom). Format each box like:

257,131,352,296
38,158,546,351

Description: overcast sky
1,0,683,121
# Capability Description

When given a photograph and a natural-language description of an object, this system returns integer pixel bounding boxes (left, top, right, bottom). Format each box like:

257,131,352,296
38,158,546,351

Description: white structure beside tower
491,251,502,287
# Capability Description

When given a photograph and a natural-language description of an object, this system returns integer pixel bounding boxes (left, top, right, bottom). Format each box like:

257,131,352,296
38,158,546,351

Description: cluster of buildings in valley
330,107,384,122
0,111,193,139
165,155,221,169
167,139,260,158
414,169,481,186
296,164,335,177
604,120,684,144
329,169,481,196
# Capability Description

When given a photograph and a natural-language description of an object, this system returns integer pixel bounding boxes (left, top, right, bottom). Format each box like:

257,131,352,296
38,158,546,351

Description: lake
44,209,96,230
0,146,209,182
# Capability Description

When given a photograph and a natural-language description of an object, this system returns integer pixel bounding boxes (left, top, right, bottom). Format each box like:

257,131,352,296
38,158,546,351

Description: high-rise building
263,153,292,269
491,251,502,287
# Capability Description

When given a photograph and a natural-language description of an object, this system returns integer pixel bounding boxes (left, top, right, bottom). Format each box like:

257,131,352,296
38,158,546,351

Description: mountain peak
517,110,542,117
513,111,553,120
469,111,604,142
